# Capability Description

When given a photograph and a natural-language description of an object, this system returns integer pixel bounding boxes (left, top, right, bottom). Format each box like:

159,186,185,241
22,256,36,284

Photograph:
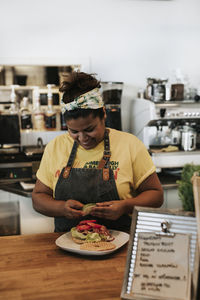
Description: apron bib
54,130,131,232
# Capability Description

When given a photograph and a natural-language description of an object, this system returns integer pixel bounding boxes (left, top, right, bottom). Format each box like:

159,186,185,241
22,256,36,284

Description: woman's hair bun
59,71,101,103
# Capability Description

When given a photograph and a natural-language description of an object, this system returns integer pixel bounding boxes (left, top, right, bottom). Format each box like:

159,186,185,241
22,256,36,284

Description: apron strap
63,141,78,178
98,129,111,181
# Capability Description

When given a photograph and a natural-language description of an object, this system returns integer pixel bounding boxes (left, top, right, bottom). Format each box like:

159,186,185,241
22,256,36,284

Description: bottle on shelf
9,85,19,114
60,112,67,130
20,97,33,130
44,84,57,130
32,86,45,130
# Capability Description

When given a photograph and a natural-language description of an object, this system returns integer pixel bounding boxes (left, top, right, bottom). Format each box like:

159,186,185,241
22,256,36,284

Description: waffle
80,241,116,251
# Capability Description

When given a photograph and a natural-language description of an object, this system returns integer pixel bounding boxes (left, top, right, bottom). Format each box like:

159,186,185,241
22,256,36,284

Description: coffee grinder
101,81,123,131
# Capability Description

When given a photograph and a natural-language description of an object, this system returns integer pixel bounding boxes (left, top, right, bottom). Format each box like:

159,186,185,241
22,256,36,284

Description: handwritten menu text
131,232,190,300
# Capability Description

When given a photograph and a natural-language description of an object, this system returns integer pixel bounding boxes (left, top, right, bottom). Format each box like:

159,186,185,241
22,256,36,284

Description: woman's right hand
32,179,84,219
64,199,84,219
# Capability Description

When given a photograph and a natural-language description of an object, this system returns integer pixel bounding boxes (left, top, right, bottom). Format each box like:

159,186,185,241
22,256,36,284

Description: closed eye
69,126,96,134
69,129,78,134
84,126,95,132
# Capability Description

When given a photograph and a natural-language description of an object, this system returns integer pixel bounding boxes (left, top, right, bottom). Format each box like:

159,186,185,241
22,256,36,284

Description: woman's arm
32,179,84,218
123,171,164,214
91,172,164,220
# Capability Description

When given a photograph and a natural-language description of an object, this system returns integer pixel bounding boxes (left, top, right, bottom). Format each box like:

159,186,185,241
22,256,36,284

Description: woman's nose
77,132,88,142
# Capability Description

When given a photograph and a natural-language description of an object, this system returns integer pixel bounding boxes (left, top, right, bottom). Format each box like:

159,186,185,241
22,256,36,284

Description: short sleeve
132,140,156,190
36,143,54,189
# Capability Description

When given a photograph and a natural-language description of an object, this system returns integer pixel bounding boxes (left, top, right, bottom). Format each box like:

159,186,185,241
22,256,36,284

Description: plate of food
55,219,130,256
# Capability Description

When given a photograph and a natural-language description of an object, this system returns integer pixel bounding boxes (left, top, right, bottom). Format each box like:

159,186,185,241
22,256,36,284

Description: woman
32,71,163,232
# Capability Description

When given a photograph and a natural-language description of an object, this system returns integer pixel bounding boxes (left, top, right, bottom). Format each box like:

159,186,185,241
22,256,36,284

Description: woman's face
66,112,106,150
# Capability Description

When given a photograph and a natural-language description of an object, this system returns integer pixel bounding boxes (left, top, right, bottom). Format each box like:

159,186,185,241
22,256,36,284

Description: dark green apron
54,130,131,232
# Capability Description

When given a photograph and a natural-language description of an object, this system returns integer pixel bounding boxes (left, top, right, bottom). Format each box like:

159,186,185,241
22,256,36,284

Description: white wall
0,0,200,131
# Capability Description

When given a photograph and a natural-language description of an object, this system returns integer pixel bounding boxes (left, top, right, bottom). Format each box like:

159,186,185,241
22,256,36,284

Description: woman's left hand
90,201,126,220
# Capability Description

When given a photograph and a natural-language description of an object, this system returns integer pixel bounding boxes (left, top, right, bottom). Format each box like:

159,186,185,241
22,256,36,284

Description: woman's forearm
32,191,65,217
123,189,164,215
122,172,164,214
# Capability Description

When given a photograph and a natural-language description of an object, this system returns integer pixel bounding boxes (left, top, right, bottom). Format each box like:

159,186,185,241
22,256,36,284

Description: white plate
55,230,130,256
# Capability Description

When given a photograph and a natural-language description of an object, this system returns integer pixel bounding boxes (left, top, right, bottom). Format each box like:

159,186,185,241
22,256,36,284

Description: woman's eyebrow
68,124,96,132
68,127,78,132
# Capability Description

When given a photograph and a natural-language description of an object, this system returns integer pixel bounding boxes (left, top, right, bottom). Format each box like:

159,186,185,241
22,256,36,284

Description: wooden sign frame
121,207,199,300
192,173,200,299
192,173,200,251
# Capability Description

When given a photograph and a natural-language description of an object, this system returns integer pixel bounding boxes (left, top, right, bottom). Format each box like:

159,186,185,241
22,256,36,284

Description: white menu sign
131,232,190,300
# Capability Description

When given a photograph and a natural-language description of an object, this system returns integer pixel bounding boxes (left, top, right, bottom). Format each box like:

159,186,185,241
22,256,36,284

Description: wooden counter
0,233,128,300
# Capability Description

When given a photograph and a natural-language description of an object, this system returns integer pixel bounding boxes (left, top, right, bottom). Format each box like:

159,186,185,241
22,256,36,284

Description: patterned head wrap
61,88,104,113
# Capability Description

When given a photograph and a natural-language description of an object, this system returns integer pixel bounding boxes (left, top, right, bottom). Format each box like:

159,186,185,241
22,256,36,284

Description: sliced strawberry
87,223,102,228
79,220,97,225
77,224,91,231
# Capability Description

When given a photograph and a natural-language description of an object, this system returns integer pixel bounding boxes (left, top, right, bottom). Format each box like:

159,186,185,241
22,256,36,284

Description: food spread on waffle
82,203,96,216
70,220,116,251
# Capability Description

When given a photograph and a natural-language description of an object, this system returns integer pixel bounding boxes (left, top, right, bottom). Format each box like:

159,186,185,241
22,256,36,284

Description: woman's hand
32,179,85,219
90,201,127,220
89,172,163,221
64,199,84,219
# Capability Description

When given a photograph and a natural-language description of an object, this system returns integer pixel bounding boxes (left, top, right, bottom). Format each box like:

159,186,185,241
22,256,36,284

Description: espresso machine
101,81,123,131
131,98,200,170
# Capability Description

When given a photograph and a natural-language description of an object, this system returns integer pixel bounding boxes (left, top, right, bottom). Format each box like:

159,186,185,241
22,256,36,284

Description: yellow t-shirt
36,128,156,199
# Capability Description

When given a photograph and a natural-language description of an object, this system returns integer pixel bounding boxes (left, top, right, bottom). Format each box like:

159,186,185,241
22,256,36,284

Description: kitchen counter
0,181,33,197
0,172,179,199
0,232,128,300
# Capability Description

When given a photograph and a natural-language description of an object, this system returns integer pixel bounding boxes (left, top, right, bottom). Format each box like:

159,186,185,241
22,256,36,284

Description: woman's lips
80,140,95,148
82,142,92,147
